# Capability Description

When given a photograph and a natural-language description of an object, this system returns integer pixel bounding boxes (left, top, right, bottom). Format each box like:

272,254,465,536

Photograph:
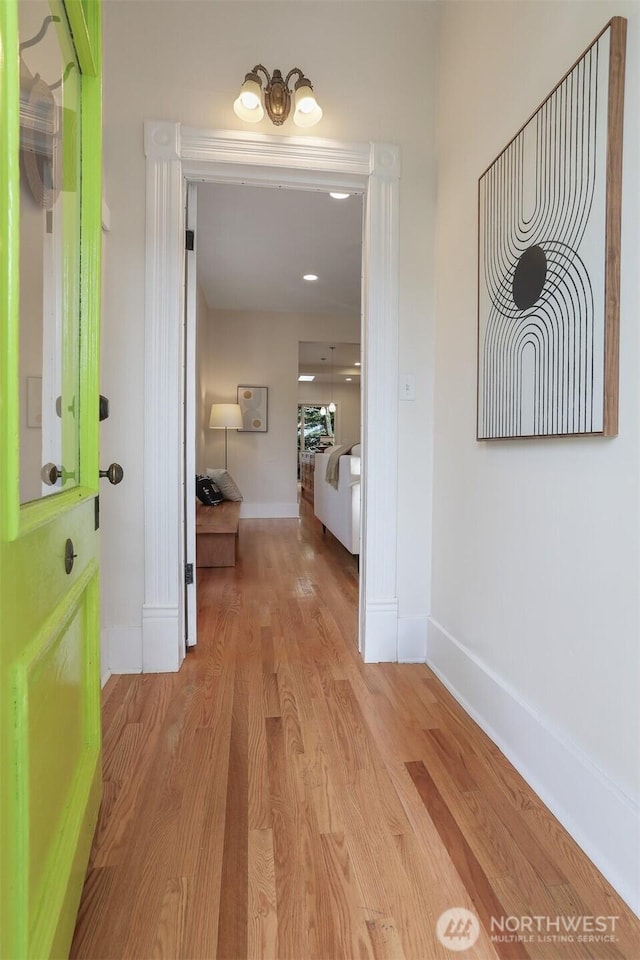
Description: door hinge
94,495,100,530
185,562,194,585
185,229,195,251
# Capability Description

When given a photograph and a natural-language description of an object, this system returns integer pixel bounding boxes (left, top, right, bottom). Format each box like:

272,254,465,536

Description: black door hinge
185,229,195,251
185,562,194,585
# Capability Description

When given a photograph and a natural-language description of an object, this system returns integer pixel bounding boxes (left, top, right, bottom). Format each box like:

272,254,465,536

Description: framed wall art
477,18,626,440
237,385,268,432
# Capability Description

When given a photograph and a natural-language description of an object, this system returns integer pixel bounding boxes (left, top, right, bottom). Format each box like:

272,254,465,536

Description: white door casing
143,121,400,670
184,182,197,647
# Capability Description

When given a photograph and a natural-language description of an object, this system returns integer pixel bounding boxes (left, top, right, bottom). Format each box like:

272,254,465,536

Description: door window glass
18,2,81,503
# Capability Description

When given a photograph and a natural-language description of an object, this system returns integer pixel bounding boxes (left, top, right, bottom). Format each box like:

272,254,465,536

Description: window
297,404,335,454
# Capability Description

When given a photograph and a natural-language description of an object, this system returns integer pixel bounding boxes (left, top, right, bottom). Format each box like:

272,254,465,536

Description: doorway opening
143,123,401,670
189,184,363,641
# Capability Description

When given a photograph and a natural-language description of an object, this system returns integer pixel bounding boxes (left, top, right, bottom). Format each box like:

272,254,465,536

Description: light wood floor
71,502,640,959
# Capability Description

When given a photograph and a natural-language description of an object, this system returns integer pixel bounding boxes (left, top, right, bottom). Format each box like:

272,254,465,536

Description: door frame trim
143,120,401,670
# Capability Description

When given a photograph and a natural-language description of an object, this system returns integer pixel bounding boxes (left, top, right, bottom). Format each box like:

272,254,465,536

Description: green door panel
1,1,103,957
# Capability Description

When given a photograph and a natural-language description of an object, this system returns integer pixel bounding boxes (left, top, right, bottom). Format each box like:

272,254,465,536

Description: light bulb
328,402,336,413
240,90,260,110
297,94,315,114
320,406,327,416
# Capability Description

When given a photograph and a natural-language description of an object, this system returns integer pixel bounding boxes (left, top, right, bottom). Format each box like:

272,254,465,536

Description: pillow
206,468,243,501
196,475,224,506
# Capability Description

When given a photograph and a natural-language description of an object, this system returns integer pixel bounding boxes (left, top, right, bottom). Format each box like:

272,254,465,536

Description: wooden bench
195,500,241,567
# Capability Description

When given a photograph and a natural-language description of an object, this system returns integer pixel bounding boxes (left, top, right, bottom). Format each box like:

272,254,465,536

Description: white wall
433,1,640,911
196,306,360,516
101,0,436,663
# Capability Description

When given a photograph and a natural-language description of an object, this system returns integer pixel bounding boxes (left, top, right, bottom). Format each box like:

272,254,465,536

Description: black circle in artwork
512,245,547,310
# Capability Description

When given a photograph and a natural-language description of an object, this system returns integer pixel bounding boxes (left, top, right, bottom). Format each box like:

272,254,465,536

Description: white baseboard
239,502,299,519
142,605,184,673
101,668,112,689
361,599,399,662
427,617,640,917
104,626,143,675
397,615,428,662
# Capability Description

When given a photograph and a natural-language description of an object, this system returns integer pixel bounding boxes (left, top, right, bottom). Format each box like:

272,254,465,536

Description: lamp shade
209,403,243,430
233,78,264,123
293,82,323,127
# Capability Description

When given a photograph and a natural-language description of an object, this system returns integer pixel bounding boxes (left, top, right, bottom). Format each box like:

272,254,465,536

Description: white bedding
313,450,361,554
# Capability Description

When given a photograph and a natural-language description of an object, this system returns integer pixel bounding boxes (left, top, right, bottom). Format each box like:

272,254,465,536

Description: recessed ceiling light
345,377,353,382
298,375,315,382
303,274,318,282
354,361,361,366
329,192,350,200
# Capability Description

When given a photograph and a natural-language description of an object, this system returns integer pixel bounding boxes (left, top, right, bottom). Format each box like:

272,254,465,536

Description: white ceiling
298,341,361,384
196,182,364,317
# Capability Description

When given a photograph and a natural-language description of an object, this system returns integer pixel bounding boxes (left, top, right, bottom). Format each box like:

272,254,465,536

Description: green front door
0,1,102,957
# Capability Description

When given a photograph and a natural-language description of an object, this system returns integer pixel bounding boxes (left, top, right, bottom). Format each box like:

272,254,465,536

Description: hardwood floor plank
298,715,345,836
180,726,234,959
276,661,305,759
263,670,281,718
406,760,530,960
266,716,310,959
464,756,566,886
217,662,249,960
248,828,278,960
314,832,378,960
150,877,188,960
69,867,118,959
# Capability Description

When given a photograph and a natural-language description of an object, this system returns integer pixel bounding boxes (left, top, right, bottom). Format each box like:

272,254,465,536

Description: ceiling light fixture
345,377,352,382
319,356,327,416
233,65,323,127
328,345,336,414
354,361,361,366
329,192,350,200
303,274,318,282
298,375,315,382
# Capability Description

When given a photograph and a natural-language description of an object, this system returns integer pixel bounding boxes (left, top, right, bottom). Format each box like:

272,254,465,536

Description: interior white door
184,182,198,646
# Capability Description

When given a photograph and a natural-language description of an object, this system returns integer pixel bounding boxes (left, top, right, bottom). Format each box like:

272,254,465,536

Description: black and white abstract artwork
477,20,625,439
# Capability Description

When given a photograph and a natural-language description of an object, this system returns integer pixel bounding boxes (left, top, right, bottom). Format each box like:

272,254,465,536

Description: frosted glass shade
293,83,322,127
233,79,264,123
209,403,243,430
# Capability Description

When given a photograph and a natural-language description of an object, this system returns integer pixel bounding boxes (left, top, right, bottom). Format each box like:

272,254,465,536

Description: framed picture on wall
237,385,268,432
477,17,626,440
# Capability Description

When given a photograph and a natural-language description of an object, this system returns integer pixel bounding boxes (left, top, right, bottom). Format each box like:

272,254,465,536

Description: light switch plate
400,374,415,401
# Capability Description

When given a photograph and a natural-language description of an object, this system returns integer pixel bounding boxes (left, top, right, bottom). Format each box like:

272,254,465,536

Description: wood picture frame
477,17,626,440
237,385,268,432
